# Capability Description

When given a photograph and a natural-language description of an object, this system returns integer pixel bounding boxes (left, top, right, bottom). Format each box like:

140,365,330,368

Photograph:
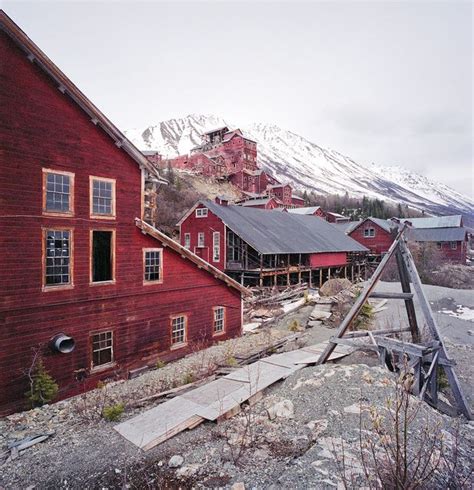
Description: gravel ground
1,284,473,489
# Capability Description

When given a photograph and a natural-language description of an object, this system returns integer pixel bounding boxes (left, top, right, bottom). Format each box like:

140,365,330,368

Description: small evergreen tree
26,357,58,407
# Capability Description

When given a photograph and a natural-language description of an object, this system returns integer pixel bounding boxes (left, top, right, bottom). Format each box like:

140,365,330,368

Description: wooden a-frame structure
317,225,472,420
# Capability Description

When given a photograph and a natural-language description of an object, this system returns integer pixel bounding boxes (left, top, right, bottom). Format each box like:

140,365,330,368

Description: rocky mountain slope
125,114,473,218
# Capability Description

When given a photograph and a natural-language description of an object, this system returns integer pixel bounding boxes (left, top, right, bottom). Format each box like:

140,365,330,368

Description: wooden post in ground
319,269,323,288
309,270,312,288
351,265,354,282
328,267,331,280
316,227,406,366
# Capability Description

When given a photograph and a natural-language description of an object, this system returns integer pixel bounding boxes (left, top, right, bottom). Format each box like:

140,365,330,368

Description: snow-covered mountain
125,114,473,218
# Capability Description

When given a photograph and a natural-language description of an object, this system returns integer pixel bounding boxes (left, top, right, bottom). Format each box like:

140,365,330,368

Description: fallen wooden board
114,397,204,451
114,341,355,450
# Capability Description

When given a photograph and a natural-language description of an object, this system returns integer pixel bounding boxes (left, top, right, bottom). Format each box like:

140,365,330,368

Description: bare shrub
333,373,472,489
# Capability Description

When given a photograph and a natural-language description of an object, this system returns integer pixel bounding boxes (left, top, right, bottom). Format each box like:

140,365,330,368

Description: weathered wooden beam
345,327,411,338
373,336,439,357
399,239,472,420
369,292,414,300
316,227,406,365
419,351,439,400
395,249,420,343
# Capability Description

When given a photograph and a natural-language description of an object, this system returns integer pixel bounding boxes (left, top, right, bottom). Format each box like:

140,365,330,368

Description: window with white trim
92,331,113,367
363,228,375,238
171,315,187,345
195,208,208,218
213,306,225,334
144,249,162,282
43,170,74,214
213,232,220,262
184,233,191,249
44,230,72,286
450,241,458,250
90,177,115,217
198,232,205,247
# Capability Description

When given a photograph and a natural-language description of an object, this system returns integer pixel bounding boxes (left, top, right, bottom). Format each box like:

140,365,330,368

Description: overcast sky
4,1,473,196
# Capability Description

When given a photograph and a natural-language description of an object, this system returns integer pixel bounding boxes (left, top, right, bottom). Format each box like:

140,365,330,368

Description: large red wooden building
341,216,469,264
0,13,246,415
178,200,368,286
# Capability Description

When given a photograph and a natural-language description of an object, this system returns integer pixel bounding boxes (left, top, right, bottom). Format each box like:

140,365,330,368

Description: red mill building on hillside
147,126,304,208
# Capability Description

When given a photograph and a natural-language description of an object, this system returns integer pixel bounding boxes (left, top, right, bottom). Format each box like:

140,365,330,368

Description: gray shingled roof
398,215,462,229
331,221,359,234
202,200,368,254
407,227,467,242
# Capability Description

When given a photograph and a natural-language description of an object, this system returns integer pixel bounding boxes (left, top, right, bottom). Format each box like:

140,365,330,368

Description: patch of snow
438,306,474,322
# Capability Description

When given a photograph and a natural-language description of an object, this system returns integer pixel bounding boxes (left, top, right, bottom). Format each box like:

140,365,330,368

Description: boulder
307,320,323,328
319,278,352,297
168,455,184,468
310,309,332,321
267,399,294,420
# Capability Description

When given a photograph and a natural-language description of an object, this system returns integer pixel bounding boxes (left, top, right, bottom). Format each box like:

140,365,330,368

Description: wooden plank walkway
114,341,353,450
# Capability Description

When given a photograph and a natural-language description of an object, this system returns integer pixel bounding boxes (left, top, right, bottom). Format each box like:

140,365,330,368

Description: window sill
90,280,116,287
213,330,225,337
90,214,116,220
143,279,163,286
42,284,74,292
42,211,74,217
170,342,188,351
90,362,116,374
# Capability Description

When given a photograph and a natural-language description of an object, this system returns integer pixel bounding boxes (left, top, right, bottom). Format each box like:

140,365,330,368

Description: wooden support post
399,239,472,419
319,269,323,288
309,270,312,288
344,266,347,279
317,228,406,365
287,270,290,286
298,270,302,284
395,249,419,343
412,359,422,396
357,263,361,280
351,265,354,282
274,274,277,287
328,267,331,280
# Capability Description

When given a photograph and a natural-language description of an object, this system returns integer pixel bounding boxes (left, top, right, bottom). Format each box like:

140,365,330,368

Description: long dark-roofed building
178,199,368,286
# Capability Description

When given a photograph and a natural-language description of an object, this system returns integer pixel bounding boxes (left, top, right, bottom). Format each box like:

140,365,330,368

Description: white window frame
91,330,114,371
171,314,187,348
213,232,220,262
198,232,205,248
90,176,116,219
43,169,75,216
213,306,226,335
195,208,208,218
364,227,375,238
143,248,163,284
184,233,191,249
450,241,458,250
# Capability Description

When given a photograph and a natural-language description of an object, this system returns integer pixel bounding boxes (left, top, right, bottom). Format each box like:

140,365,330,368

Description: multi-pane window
198,232,205,247
195,208,208,218
144,249,162,282
91,230,114,283
92,331,113,367
213,232,220,262
171,315,187,345
364,228,375,238
450,241,457,250
43,170,73,214
213,306,225,334
184,233,191,249
91,177,115,217
44,230,71,286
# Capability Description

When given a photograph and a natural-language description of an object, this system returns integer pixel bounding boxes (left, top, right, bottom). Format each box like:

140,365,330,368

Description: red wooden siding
180,205,227,271
310,252,348,268
349,221,394,255
0,30,242,415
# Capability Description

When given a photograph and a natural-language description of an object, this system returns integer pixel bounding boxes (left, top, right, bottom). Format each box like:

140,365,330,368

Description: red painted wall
310,252,348,268
0,31,242,415
179,205,227,271
427,240,467,264
349,221,394,255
